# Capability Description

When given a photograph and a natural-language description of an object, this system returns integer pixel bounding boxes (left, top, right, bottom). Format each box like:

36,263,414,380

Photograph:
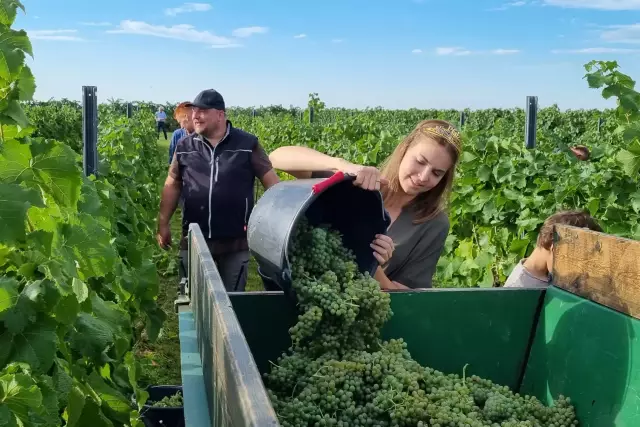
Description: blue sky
16,0,640,109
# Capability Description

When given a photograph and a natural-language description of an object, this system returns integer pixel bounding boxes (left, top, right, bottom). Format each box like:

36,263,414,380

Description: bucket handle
311,171,356,195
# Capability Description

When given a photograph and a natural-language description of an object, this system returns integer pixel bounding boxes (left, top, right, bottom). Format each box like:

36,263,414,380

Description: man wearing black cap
157,89,280,291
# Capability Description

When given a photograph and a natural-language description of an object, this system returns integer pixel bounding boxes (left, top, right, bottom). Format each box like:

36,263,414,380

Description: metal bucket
247,172,391,295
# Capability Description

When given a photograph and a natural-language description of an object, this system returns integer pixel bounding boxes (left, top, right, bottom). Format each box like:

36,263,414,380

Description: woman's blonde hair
380,119,461,224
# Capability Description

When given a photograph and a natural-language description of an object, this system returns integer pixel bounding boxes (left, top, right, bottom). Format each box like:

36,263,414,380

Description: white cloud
436,47,472,56
209,44,242,49
107,20,240,48
436,47,521,55
294,33,307,39
600,23,640,43
551,47,640,53
542,0,640,10
332,38,344,43
28,29,84,41
231,26,268,38
165,2,212,16
412,48,423,54
490,1,528,10
492,48,521,54
80,22,112,27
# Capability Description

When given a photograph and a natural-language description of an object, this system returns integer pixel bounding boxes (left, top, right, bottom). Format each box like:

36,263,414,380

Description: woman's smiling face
397,136,455,196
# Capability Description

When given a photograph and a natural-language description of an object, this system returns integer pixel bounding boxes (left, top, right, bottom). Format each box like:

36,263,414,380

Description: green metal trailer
175,223,640,427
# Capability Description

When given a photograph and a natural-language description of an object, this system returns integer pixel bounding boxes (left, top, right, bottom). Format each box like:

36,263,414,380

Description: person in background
269,119,461,290
157,89,280,292
169,102,195,164
504,210,602,288
156,106,168,140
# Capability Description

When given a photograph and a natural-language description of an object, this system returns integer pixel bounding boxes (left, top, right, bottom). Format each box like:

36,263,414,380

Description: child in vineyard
504,210,602,288
269,119,461,290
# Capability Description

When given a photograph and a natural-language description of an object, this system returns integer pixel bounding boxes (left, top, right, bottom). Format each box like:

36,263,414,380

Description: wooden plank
552,224,640,319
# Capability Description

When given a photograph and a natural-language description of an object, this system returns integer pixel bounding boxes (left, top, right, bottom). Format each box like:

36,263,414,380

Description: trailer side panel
521,286,640,426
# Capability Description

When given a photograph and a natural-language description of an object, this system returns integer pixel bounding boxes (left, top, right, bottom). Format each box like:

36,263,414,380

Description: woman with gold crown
269,119,461,290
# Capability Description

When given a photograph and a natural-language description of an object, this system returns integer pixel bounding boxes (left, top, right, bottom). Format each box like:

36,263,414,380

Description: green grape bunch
151,391,184,408
265,218,579,427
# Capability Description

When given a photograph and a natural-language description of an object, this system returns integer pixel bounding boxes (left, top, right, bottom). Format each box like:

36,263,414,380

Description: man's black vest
174,121,257,241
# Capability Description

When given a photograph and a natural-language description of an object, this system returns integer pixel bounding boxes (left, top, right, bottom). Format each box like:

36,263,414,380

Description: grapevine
150,392,183,408
0,2,166,425
264,219,578,426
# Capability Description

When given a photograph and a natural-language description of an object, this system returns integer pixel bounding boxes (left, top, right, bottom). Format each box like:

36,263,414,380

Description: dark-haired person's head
536,209,602,272
186,89,226,137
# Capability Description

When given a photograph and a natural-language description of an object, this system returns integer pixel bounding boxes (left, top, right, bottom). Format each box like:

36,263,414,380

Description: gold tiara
420,125,462,153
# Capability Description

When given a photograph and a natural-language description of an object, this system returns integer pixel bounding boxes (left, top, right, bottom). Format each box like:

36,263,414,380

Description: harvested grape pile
264,220,578,427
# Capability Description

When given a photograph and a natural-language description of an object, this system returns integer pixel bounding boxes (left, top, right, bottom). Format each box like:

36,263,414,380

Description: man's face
192,107,224,135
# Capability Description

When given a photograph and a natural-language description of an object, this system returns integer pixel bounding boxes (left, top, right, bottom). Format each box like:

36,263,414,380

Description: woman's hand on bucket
343,164,388,191
372,234,395,265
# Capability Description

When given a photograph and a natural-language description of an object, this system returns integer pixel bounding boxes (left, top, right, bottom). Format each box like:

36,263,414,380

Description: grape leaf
68,395,114,427
631,192,640,214
29,376,59,427
11,318,57,374
65,386,86,427
0,124,33,140
72,278,88,303
54,294,79,325
26,230,53,258
0,277,18,313
0,372,42,423
52,362,72,410
78,176,104,217
0,1,25,27
0,28,31,59
70,314,116,362
0,140,32,183
616,140,640,177
87,371,132,424
0,183,43,244
0,404,18,427
29,139,82,208
58,215,117,279
479,265,494,288
16,65,34,101
476,165,491,182
0,43,21,83
3,101,28,128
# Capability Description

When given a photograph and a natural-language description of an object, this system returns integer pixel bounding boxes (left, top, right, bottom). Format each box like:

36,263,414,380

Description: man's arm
158,175,181,224
260,169,280,189
168,132,180,165
252,142,281,189
157,157,182,248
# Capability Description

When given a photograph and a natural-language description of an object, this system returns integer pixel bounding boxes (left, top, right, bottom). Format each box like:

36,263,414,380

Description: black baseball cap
185,89,226,111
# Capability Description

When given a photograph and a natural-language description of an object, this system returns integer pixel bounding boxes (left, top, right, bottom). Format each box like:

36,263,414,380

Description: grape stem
462,363,470,386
